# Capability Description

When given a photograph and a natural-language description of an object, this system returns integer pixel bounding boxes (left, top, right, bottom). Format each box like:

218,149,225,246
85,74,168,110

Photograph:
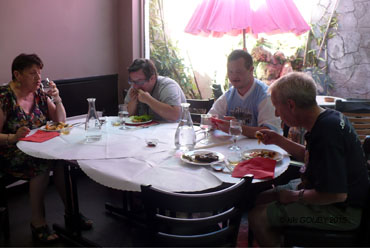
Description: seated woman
0,53,92,243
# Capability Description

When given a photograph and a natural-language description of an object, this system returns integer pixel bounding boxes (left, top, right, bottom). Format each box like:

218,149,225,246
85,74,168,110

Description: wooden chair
364,135,370,173
186,98,214,125
0,173,25,241
140,175,253,247
335,99,370,143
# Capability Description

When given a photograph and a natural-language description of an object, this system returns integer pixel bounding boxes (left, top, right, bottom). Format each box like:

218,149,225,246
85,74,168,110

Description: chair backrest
363,136,370,179
335,100,370,143
140,175,253,247
187,98,215,125
359,186,370,246
0,172,25,240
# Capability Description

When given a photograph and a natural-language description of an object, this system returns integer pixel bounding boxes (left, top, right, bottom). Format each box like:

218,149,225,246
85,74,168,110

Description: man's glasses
128,79,148,86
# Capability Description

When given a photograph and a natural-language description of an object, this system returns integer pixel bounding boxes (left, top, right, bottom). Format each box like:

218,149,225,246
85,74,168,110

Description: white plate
242,149,283,162
181,150,225,166
125,118,152,125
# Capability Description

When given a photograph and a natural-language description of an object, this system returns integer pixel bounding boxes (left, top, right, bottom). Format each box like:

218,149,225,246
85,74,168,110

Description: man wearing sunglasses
124,58,186,122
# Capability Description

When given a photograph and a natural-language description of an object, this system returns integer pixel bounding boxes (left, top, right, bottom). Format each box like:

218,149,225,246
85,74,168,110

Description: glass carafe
85,98,102,142
174,103,196,151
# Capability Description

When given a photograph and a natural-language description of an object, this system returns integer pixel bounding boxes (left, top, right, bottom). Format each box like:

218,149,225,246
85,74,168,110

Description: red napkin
232,157,276,179
126,120,159,127
19,130,60,142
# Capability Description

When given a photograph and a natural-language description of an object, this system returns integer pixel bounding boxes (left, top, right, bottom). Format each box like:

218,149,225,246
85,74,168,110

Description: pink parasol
185,0,310,50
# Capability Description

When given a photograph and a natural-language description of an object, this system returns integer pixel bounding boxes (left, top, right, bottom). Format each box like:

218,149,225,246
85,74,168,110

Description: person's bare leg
29,171,58,240
52,161,67,206
248,204,282,247
30,172,49,226
52,161,93,227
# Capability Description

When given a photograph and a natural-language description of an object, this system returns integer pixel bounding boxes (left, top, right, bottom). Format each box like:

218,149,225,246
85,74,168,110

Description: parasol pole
186,51,203,99
316,0,340,60
243,29,247,51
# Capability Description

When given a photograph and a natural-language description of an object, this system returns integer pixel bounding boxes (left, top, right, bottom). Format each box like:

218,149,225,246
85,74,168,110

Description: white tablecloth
17,117,174,160
17,117,290,192
316,95,345,108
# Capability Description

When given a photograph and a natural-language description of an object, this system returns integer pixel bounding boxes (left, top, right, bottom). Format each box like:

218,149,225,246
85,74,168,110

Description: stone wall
314,0,370,99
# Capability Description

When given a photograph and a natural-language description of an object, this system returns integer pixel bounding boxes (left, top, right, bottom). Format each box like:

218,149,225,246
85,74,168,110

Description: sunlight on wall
161,0,313,97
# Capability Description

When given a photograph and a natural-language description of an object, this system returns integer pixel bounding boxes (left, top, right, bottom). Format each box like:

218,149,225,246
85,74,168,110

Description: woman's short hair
128,58,157,80
270,72,317,109
12,53,43,80
227,49,253,69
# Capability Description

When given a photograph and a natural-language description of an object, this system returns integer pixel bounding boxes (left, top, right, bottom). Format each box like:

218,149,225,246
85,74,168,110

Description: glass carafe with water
85,98,102,142
174,102,196,151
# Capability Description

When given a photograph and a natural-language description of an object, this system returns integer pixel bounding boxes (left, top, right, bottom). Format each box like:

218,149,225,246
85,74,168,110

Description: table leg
53,161,99,247
105,191,145,226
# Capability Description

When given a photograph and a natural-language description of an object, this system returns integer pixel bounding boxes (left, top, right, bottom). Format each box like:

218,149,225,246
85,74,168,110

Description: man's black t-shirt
303,109,369,207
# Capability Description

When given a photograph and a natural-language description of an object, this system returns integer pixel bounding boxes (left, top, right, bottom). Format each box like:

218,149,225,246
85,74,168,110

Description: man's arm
278,189,347,205
257,96,282,132
256,187,347,206
126,88,139,116
258,129,306,161
242,125,271,138
137,89,181,121
208,94,227,117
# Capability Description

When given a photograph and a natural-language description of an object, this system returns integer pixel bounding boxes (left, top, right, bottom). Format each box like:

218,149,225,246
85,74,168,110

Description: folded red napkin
126,120,159,127
19,130,60,142
232,157,276,179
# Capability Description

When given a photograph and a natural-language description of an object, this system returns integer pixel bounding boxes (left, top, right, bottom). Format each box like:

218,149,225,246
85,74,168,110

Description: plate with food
40,122,70,132
181,150,225,166
242,149,283,162
126,115,153,125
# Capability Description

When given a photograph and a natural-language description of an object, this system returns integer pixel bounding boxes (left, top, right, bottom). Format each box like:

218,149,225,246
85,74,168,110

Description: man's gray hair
270,72,317,109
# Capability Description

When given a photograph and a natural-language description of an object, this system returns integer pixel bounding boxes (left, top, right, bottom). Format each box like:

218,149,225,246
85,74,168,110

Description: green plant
303,14,338,94
149,0,199,99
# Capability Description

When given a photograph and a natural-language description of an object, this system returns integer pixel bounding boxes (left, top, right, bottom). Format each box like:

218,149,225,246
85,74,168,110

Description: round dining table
17,116,291,193
316,95,345,109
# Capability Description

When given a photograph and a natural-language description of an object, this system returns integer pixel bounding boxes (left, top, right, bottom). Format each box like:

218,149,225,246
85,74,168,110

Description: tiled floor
1,171,250,247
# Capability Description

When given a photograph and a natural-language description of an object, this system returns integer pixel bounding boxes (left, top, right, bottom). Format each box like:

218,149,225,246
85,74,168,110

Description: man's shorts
266,179,362,231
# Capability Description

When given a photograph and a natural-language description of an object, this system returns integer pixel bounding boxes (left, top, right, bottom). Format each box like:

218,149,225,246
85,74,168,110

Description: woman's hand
9,126,31,144
48,81,61,102
46,81,66,122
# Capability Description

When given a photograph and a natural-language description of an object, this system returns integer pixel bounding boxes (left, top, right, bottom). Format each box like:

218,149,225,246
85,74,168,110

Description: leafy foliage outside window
149,0,199,99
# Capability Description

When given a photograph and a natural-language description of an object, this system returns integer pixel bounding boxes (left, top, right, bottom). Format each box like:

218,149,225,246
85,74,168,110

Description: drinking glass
118,104,129,130
226,149,242,171
41,78,54,101
209,113,219,130
229,119,242,151
200,114,212,144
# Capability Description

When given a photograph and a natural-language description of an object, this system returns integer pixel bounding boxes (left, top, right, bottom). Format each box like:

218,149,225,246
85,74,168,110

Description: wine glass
118,104,129,130
41,78,54,101
229,119,242,151
200,114,212,144
209,113,219,130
